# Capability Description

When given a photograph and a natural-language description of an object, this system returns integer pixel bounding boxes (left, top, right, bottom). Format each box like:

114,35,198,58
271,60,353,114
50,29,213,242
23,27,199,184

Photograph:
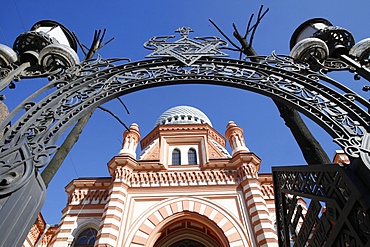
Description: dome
155,106,212,127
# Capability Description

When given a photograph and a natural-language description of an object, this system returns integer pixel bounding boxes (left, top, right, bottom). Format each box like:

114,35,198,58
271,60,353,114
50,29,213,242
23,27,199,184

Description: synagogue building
24,105,305,247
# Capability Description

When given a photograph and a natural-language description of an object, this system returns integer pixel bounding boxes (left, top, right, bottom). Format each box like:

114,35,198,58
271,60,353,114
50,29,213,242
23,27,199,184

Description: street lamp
290,18,354,58
272,17,370,247
0,44,18,66
0,20,79,69
0,20,80,247
290,18,333,49
289,17,370,82
0,20,80,92
13,20,79,67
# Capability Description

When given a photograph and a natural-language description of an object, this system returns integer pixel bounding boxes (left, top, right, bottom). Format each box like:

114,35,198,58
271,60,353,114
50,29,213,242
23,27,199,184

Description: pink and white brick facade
24,106,288,246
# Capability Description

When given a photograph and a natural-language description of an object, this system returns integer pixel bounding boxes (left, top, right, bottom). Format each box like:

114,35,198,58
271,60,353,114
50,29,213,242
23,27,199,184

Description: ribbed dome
155,106,212,127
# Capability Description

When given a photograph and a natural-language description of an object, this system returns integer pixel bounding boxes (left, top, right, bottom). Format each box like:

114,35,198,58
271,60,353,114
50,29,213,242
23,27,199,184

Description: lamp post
273,18,370,247
0,20,79,92
289,18,370,82
0,20,79,247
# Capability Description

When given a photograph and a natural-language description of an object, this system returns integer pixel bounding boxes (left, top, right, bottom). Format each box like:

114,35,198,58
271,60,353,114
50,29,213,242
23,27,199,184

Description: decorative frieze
69,189,109,205
113,165,133,184
237,163,258,179
260,181,274,200
129,170,238,187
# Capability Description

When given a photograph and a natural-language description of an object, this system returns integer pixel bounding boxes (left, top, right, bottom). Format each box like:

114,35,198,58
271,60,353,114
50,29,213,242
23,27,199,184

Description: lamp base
0,170,46,247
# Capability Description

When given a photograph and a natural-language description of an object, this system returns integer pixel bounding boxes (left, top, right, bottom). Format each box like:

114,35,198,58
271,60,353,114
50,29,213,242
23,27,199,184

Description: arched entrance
126,197,251,246
152,213,227,247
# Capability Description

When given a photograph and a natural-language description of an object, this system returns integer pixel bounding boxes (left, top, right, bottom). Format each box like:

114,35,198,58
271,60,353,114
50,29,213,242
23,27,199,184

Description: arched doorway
152,212,228,247
128,197,251,247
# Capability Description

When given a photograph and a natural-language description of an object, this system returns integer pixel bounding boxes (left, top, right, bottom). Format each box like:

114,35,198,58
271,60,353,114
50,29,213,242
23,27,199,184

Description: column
237,154,278,246
95,156,136,247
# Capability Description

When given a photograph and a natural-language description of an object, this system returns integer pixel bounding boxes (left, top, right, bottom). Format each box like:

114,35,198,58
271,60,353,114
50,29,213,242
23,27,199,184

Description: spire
119,123,141,158
225,121,249,155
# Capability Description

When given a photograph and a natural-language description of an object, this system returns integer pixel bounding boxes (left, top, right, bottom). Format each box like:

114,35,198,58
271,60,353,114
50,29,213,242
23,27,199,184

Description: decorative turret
119,123,141,158
225,121,249,155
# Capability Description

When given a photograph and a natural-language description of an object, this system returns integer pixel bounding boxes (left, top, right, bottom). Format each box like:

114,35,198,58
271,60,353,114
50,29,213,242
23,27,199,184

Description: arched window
172,149,181,165
73,228,97,247
188,148,197,165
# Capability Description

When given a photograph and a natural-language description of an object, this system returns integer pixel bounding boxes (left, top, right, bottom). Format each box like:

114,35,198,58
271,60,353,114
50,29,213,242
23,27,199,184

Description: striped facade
24,106,306,246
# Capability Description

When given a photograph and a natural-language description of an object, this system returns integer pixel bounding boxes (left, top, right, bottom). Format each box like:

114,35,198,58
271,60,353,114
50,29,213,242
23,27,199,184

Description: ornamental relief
69,188,109,204
114,166,133,184
129,170,239,186
237,163,258,179
260,182,274,199
110,164,266,188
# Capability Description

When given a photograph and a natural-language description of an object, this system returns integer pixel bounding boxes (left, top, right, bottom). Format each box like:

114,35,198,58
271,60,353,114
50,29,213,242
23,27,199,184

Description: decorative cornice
65,178,112,205
237,163,259,179
69,188,109,205
231,152,261,179
109,151,263,187
130,169,239,187
65,178,112,194
107,155,138,176
113,165,134,184
65,171,275,203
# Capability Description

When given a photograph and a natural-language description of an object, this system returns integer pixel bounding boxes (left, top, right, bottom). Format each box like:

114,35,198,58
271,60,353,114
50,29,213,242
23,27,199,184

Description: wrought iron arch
1,54,370,195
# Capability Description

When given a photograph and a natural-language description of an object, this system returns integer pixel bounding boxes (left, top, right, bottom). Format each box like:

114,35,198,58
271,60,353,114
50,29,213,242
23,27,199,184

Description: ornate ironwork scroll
144,26,228,66
1,52,370,194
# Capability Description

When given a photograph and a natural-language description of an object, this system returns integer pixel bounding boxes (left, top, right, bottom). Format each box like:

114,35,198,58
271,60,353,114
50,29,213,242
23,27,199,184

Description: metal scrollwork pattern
273,164,370,246
144,26,228,66
1,52,370,195
322,58,353,71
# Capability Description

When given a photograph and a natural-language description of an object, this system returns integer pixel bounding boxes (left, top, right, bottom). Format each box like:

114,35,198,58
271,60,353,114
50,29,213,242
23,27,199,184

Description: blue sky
1,0,370,224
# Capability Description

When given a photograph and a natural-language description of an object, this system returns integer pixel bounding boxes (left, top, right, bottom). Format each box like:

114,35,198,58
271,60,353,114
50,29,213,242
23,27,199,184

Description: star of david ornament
144,27,228,66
